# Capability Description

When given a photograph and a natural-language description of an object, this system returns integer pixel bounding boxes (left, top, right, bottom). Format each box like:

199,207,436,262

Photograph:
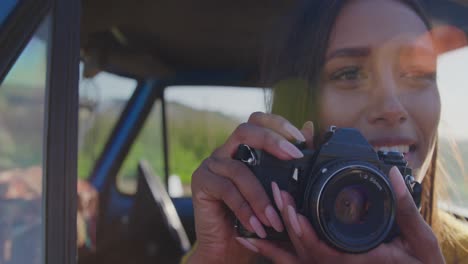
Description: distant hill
165,101,240,186
0,84,45,170
78,99,240,186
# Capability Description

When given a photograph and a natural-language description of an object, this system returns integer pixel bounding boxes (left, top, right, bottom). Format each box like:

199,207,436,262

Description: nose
367,89,408,126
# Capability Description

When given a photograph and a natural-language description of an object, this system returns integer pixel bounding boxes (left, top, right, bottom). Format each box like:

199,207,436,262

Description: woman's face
319,0,440,180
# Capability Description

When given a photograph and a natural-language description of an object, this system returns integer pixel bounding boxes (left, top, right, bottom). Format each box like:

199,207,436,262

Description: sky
164,86,268,121
1,38,47,88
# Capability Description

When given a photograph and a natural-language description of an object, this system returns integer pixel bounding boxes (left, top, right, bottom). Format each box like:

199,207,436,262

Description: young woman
185,0,468,263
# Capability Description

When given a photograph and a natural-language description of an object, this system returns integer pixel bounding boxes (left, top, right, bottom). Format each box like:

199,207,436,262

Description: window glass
0,16,50,264
0,0,19,26
437,46,468,211
78,72,137,179
117,100,164,194
77,70,137,253
165,86,269,196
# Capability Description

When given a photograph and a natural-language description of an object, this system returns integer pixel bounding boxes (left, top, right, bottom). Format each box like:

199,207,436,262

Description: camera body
234,127,422,253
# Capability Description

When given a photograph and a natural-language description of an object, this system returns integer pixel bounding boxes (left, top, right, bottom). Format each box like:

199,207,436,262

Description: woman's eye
330,66,365,81
401,70,437,86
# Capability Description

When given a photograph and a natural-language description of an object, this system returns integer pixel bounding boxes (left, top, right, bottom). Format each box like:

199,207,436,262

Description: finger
206,157,284,232
245,238,300,264
192,164,265,237
274,189,342,262
296,214,340,258
350,243,418,264
247,112,306,143
300,121,315,149
212,122,304,160
277,191,307,257
389,167,443,261
387,236,408,252
280,189,296,208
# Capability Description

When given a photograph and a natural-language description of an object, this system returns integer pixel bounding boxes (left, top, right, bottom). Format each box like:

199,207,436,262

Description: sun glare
437,47,468,140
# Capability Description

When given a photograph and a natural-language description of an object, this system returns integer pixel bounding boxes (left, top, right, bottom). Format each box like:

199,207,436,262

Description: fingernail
249,215,267,238
390,166,406,198
287,205,303,237
279,140,304,159
284,123,306,142
302,121,314,132
236,237,259,253
271,182,283,211
265,205,284,232
280,190,295,208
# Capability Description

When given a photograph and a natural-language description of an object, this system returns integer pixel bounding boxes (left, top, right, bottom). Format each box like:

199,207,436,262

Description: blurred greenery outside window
117,100,164,194
0,16,50,264
165,86,269,196
78,72,136,179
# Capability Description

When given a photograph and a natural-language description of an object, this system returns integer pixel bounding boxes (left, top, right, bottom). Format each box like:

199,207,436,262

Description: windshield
78,69,137,179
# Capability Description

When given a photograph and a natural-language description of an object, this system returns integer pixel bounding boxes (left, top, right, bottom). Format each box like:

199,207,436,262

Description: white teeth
375,145,410,154
389,146,399,152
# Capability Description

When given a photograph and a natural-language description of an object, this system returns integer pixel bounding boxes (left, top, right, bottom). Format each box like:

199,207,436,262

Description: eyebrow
399,43,435,57
326,47,371,61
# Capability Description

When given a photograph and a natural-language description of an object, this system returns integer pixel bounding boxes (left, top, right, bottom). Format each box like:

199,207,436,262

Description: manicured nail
265,205,284,232
280,190,297,209
302,121,314,132
284,123,306,142
236,237,259,253
287,205,303,237
249,215,267,238
271,182,283,211
390,166,406,198
279,140,304,159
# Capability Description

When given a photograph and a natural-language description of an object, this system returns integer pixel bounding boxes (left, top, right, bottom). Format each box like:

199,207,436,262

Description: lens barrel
304,162,396,253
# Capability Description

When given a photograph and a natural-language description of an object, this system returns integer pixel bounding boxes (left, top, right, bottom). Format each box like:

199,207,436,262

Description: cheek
404,89,440,140
402,89,440,176
318,88,368,130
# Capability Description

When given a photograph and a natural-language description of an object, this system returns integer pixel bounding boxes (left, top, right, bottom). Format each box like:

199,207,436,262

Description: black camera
234,126,422,253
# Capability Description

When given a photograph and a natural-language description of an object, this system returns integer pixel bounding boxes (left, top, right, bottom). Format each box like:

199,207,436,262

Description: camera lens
305,162,396,253
334,185,369,225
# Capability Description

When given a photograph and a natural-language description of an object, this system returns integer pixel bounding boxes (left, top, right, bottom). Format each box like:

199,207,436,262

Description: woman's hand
187,112,314,264
241,167,445,264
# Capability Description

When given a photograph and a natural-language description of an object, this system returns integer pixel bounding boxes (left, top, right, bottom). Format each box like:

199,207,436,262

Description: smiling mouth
373,144,417,156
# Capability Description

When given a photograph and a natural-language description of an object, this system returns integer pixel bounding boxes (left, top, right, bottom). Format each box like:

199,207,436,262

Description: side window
117,99,164,194
437,44,468,211
165,86,269,196
0,17,50,264
78,72,136,179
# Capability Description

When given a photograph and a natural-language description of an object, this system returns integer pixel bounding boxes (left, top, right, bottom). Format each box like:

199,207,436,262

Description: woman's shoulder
437,210,468,263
